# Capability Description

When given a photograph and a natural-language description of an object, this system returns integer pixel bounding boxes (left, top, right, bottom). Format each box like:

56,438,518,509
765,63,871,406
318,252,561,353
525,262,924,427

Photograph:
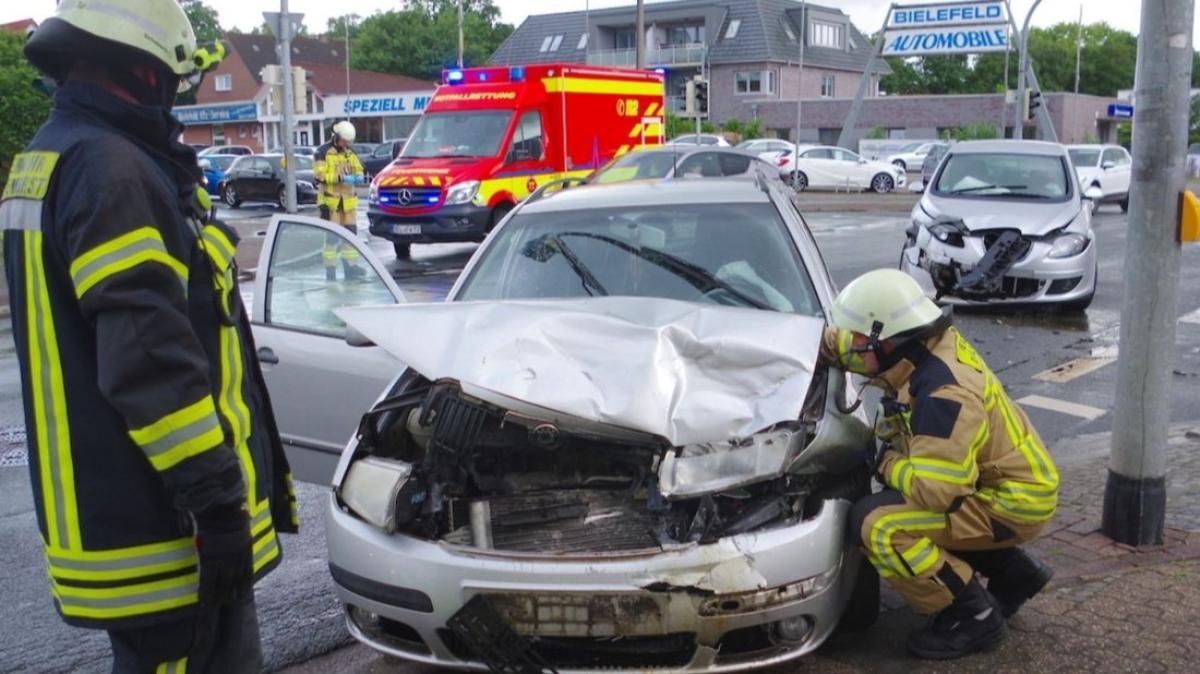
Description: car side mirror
1101,161,1115,170
344,326,376,348
859,158,868,165
1083,186,1104,200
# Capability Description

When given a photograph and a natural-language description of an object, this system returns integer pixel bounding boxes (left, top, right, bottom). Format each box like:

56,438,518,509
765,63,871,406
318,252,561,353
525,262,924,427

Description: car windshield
210,156,237,170
934,152,1071,200
458,202,822,315
590,151,681,183
401,110,514,158
1068,149,1102,168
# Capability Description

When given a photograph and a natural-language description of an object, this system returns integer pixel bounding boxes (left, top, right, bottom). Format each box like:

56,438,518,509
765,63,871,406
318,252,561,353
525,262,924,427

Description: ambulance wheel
487,203,513,233
393,242,411,259
223,184,241,208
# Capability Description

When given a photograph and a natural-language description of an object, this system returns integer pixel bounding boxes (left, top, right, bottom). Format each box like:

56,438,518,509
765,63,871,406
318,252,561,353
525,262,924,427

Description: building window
577,33,588,50
238,124,247,138
725,19,741,39
539,36,553,52
666,25,702,46
783,22,797,41
214,74,232,92
212,124,225,145
820,74,835,98
615,29,636,50
549,35,564,51
736,71,776,95
810,21,844,49
887,128,906,139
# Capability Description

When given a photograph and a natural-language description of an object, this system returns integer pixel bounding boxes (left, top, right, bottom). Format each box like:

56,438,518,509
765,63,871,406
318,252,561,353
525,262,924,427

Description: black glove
193,502,253,608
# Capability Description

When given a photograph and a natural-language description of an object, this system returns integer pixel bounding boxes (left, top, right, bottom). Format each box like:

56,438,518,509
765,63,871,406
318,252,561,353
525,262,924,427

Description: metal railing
586,43,706,67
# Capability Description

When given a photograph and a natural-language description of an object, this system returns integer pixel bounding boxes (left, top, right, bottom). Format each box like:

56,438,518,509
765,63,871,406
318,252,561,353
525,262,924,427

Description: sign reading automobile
882,1,1009,57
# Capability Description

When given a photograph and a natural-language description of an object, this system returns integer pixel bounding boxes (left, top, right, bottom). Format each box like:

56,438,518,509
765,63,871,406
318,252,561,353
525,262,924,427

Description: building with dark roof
177,33,436,151
489,0,889,140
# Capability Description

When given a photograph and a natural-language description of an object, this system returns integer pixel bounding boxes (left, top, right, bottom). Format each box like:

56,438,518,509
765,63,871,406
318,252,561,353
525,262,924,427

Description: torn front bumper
326,492,856,672
900,228,1097,305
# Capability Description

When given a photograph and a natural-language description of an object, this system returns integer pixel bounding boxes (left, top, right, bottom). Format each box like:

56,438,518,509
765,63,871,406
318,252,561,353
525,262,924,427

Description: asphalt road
1,200,1198,672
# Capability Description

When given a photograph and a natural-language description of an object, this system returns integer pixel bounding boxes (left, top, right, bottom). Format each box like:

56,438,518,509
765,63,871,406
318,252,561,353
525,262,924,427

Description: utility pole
457,0,465,69
266,1,300,213
636,0,646,69
344,14,353,98
1012,0,1043,140
1103,0,1194,546
793,0,807,187
1074,4,1083,95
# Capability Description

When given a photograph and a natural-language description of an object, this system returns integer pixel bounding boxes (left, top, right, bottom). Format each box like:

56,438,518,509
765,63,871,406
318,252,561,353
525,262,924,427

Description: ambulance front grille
378,186,441,208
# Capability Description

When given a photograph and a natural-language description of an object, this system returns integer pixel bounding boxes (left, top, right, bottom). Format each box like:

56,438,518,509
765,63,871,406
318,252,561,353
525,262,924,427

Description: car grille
1001,276,1043,298
378,185,441,208
979,229,1032,262
438,629,698,669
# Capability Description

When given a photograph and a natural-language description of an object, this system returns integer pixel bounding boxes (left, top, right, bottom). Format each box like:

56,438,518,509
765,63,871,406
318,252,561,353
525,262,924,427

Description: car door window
832,149,861,163
509,111,545,163
676,153,722,177
803,149,831,160
264,221,398,337
717,153,752,176
1102,148,1129,167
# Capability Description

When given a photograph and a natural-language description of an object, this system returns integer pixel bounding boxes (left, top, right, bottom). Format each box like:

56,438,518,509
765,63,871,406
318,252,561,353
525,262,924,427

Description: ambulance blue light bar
447,70,465,84
510,66,526,82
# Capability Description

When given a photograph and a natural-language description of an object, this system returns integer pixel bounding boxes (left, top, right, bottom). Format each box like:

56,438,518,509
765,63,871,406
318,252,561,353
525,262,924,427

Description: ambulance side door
505,109,552,200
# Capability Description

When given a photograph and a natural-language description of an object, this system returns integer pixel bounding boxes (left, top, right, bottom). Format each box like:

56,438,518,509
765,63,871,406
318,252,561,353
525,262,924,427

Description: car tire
393,242,412,259
223,184,241,208
836,554,880,632
871,173,895,194
1120,196,1129,213
793,171,809,192
892,159,907,172
487,202,513,233
276,186,289,210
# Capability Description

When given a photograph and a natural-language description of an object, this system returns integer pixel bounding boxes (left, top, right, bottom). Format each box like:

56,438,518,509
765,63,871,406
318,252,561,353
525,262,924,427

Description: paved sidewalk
283,425,1200,673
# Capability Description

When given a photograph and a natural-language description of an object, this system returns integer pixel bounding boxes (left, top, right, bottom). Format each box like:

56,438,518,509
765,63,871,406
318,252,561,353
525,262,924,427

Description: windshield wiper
558,232,774,311
949,184,1028,194
522,234,609,297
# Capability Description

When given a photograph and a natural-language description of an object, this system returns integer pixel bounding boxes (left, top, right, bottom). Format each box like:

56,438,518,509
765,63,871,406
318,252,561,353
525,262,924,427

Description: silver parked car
253,175,882,670
587,146,774,183
901,140,1099,309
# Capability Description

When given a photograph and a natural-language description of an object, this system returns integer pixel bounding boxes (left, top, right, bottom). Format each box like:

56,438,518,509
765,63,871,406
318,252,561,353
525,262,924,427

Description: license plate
392,224,421,235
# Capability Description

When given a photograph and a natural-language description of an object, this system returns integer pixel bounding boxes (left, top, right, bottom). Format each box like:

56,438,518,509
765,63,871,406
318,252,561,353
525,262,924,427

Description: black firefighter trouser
108,593,262,674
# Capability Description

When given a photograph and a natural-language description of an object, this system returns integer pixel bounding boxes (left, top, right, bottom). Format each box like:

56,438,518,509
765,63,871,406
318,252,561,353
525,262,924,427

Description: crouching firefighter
822,269,1058,660
6,1,299,671
314,120,366,280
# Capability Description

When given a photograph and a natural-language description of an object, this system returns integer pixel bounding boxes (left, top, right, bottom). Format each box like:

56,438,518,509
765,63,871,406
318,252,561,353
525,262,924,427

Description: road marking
1016,395,1107,421
1180,308,1200,325
1032,346,1119,383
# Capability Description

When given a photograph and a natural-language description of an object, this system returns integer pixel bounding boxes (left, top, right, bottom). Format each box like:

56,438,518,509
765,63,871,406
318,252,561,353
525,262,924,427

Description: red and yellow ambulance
367,63,665,257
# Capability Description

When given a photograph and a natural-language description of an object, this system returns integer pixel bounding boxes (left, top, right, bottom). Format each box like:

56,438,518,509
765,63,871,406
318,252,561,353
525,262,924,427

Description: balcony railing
586,43,706,67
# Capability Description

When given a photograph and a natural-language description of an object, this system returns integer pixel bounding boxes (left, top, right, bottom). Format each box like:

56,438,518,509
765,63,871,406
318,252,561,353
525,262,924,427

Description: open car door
250,215,405,484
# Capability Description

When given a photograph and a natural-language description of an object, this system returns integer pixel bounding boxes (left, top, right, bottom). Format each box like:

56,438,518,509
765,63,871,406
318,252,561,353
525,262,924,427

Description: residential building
175,33,436,151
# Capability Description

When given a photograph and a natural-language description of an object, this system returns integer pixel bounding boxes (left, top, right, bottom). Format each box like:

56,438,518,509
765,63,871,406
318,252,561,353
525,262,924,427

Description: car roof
949,140,1066,156
1065,144,1121,150
521,178,771,215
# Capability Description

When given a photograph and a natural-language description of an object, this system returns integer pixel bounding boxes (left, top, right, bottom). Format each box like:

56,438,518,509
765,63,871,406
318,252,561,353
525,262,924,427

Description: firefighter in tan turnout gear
823,269,1058,659
314,120,366,280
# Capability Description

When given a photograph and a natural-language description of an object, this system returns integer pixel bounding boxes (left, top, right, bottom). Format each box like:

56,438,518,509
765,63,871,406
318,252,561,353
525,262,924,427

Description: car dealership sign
883,1,1010,56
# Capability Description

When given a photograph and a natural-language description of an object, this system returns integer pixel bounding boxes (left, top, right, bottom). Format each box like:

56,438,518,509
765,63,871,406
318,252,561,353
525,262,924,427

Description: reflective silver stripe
872,514,945,576
138,414,223,461
48,545,195,573
904,540,937,573
55,578,197,610
909,459,977,482
0,199,43,231
253,533,279,569
251,505,272,535
889,293,929,321
69,236,175,289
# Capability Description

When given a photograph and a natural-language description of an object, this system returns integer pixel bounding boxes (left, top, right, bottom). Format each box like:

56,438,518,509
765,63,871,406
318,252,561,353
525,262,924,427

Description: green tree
743,117,764,140
326,15,363,42
0,31,53,185
940,123,1000,141
182,0,223,44
353,0,513,81
1190,95,1200,146
880,55,971,95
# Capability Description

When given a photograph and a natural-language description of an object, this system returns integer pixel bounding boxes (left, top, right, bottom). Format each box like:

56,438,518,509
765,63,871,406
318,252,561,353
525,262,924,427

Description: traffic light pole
1011,0,1041,139
1103,0,1193,546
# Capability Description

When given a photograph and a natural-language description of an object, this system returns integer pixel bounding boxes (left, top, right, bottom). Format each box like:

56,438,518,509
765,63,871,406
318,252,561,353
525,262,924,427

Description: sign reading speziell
883,1,1010,57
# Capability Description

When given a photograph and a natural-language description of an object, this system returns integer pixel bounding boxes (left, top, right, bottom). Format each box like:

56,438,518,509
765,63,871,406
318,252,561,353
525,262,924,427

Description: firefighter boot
957,548,1054,618
907,577,1007,660
342,259,366,281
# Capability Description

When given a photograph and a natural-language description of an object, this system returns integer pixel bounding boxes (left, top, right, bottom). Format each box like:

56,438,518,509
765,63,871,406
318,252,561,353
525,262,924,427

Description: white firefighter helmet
332,121,357,143
830,269,943,341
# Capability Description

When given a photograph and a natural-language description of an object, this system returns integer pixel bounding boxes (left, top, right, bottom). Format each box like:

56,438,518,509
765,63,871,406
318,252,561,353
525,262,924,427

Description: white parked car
782,145,907,193
667,133,731,147
901,140,1099,309
735,138,796,159
1066,144,1131,212
885,141,948,173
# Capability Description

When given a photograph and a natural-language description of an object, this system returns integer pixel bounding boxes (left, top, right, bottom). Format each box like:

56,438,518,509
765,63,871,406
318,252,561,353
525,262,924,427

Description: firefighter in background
823,269,1057,660
7,1,297,671
314,121,366,280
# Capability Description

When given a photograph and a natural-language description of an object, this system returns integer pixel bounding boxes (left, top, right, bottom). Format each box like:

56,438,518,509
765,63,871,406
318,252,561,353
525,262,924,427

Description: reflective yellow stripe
909,543,941,576
252,527,280,572
48,537,197,582
901,537,941,576
70,227,188,298
156,656,188,674
25,231,80,550
128,397,225,471
889,459,915,497
200,225,235,271
542,77,663,96
52,571,198,620
869,511,946,578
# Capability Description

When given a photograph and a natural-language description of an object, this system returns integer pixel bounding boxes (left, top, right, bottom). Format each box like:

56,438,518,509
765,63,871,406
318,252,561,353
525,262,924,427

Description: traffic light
291,66,308,114
262,65,283,113
1025,90,1042,121
694,79,709,118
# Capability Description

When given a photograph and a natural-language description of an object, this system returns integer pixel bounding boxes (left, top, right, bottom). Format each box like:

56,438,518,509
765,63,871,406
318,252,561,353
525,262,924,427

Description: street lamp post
1012,0,1043,139
793,0,807,188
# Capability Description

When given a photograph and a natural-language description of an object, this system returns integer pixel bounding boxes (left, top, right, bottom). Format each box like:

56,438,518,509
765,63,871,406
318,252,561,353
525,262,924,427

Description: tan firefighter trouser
850,489,1047,614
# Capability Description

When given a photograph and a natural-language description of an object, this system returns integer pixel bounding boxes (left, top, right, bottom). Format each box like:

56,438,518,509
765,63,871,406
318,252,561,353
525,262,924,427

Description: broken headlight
927,221,965,247
657,426,806,499
338,456,416,533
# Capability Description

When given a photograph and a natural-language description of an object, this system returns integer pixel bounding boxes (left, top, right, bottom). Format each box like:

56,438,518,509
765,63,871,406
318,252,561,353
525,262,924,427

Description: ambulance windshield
401,111,515,159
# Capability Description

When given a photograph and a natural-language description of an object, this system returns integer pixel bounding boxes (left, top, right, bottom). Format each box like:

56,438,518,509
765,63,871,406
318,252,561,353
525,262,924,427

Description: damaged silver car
308,177,879,671
900,140,1099,309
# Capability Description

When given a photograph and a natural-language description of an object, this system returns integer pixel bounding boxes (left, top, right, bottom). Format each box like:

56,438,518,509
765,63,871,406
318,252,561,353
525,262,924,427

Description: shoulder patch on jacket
910,395,962,439
908,353,958,401
3,152,59,201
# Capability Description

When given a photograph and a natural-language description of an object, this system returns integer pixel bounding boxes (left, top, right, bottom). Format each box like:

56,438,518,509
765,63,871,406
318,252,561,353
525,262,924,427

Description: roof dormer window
725,19,741,39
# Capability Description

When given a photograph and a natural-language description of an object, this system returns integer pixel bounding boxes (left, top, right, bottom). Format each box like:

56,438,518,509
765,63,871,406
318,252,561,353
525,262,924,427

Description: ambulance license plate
392,225,421,236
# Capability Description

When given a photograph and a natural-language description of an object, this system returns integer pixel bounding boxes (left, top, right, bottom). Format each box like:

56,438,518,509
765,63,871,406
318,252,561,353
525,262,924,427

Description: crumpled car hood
338,297,823,447
923,193,1080,236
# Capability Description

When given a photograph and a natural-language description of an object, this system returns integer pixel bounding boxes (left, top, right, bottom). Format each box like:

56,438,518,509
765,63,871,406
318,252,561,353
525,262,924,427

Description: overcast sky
3,1,1194,45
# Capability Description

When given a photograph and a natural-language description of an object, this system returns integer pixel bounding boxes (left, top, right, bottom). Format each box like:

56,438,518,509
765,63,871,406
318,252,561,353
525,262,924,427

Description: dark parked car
222,154,318,209
361,138,407,177
198,154,238,196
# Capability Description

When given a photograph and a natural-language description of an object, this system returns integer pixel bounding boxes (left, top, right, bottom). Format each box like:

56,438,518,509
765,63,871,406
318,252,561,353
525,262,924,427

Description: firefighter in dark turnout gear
5,2,298,672
823,270,1057,660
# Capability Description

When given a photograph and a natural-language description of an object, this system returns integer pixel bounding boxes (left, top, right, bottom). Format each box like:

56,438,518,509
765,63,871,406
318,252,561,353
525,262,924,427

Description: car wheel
794,171,808,192
487,202,513,233
223,183,241,208
892,159,907,172
1120,196,1129,213
393,242,411,259
276,186,289,210
836,554,880,632
871,173,895,193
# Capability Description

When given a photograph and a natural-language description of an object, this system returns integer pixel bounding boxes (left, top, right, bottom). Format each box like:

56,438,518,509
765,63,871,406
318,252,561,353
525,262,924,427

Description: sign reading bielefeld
882,1,1010,57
